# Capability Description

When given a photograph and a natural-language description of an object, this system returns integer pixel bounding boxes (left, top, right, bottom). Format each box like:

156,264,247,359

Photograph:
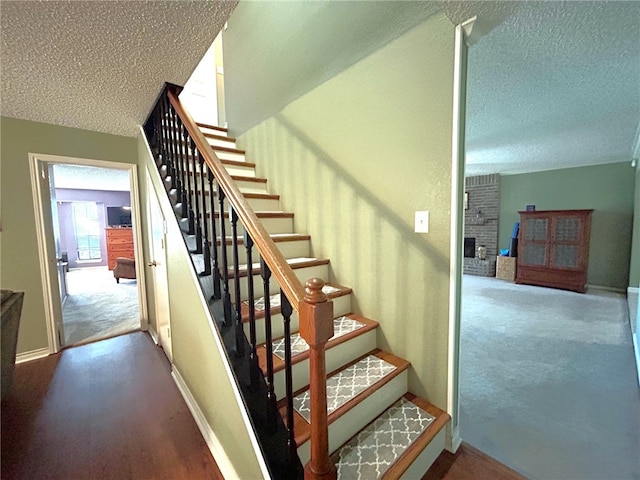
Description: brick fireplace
464,174,500,277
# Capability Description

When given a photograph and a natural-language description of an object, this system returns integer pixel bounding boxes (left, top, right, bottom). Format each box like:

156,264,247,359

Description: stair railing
144,83,336,480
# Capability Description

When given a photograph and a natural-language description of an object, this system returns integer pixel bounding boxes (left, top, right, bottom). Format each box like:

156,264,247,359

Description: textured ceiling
462,1,640,176
1,1,638,176
53,164,130,192
223,1,639,176
0,0,237,137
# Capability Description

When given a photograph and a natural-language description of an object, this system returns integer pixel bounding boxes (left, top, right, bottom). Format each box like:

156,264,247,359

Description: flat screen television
107,206,132,227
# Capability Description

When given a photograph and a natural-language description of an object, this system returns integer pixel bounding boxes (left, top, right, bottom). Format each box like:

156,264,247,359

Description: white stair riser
206,136,237,149
229,263,329,301
297,370,409,466
273,328,377,399
213,150,245,163
192,194,280,213
233,179,268,194
199,126,227,137
185,162,255,178
218,238,310,266
209,216,293,237
245,294,353,345
399,427,446,480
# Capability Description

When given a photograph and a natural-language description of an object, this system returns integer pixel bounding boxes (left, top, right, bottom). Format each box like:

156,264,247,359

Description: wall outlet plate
415,211,429,233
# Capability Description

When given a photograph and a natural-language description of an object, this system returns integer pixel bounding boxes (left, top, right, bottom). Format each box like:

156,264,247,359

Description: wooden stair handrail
167,88,306,308
165,85,334,480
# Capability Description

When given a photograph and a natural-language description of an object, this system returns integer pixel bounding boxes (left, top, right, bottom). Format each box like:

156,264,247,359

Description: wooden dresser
105,227,134,270
516,209,592,293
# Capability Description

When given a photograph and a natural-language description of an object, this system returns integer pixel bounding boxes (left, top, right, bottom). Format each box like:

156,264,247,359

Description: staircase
143,84,450,479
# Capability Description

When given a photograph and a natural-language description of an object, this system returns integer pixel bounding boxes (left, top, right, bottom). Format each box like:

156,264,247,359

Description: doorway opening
29,154,146,352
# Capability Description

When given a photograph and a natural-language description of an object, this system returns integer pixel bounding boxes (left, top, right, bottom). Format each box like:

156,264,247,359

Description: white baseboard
16,347,50,364
148,326,159,345
446,424,462,453
628,287,639,295
171,367,239,480
633,333,640,387
587,284,626,294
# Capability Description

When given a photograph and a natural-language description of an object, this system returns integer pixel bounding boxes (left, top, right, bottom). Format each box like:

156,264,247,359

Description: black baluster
182,122,195,234
218,185,232,326
190,138,203,254
280,291,297,467
261,260,278,433
170,105,181,194
166,98,177,191
197,149,210,273
245,232,260,388
207,170,221,300
177,120,189,223
230,206,244,357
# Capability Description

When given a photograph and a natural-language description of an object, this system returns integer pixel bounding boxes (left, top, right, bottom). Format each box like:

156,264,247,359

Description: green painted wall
0,116,137,354
629,164,640,288
238,13,456,410
499,162,635,290
137,136,264,479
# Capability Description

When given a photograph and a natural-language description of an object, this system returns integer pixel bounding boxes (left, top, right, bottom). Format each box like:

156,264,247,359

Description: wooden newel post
299,278,337,480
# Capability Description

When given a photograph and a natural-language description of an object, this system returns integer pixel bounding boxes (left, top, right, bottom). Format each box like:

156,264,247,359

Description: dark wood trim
195,121,228,133
422,442,527,480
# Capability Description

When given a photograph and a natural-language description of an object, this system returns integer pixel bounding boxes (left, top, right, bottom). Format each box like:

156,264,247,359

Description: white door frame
29,153,148,353
146,169,173,361
447,19,473,453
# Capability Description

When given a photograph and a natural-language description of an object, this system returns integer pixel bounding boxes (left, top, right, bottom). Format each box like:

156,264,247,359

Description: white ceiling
0,0,237,137
52,164,130,192
1,1,638,176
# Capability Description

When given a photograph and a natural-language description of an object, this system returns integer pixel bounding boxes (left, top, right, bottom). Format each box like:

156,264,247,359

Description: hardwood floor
1,332,223,480
423,442,527,480
3,330,524,480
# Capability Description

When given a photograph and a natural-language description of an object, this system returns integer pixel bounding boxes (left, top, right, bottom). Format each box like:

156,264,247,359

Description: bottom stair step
331,393,450,479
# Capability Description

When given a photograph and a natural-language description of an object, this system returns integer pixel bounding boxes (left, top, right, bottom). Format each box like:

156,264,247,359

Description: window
72,202,102,260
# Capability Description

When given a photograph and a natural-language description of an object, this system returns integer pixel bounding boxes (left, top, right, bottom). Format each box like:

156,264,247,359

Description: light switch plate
415,211,429,233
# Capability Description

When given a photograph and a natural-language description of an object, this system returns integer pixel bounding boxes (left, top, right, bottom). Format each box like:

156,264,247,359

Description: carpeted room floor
460,275,640,480
62,267,140,346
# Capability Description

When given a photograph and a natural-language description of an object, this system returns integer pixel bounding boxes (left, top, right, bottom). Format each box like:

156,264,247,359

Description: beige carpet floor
460,275,640,480
62,267,140,346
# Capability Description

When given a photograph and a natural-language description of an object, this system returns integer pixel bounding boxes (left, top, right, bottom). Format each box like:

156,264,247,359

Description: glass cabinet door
521,217,548,266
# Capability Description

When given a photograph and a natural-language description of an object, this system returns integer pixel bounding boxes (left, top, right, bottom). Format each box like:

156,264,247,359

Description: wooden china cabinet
515,209,592,293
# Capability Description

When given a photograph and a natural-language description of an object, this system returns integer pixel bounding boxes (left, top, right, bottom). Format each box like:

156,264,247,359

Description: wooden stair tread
231,175,266,184
281,349,411,447
211,144,245,155
179,155,253,169
202,131,237,143
187,172,266,184
228,257,329,279
240,283,352,321
381,393,450,479
216,233,311,246
196,122,227,133
195,190,279,201
208,210,293,219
